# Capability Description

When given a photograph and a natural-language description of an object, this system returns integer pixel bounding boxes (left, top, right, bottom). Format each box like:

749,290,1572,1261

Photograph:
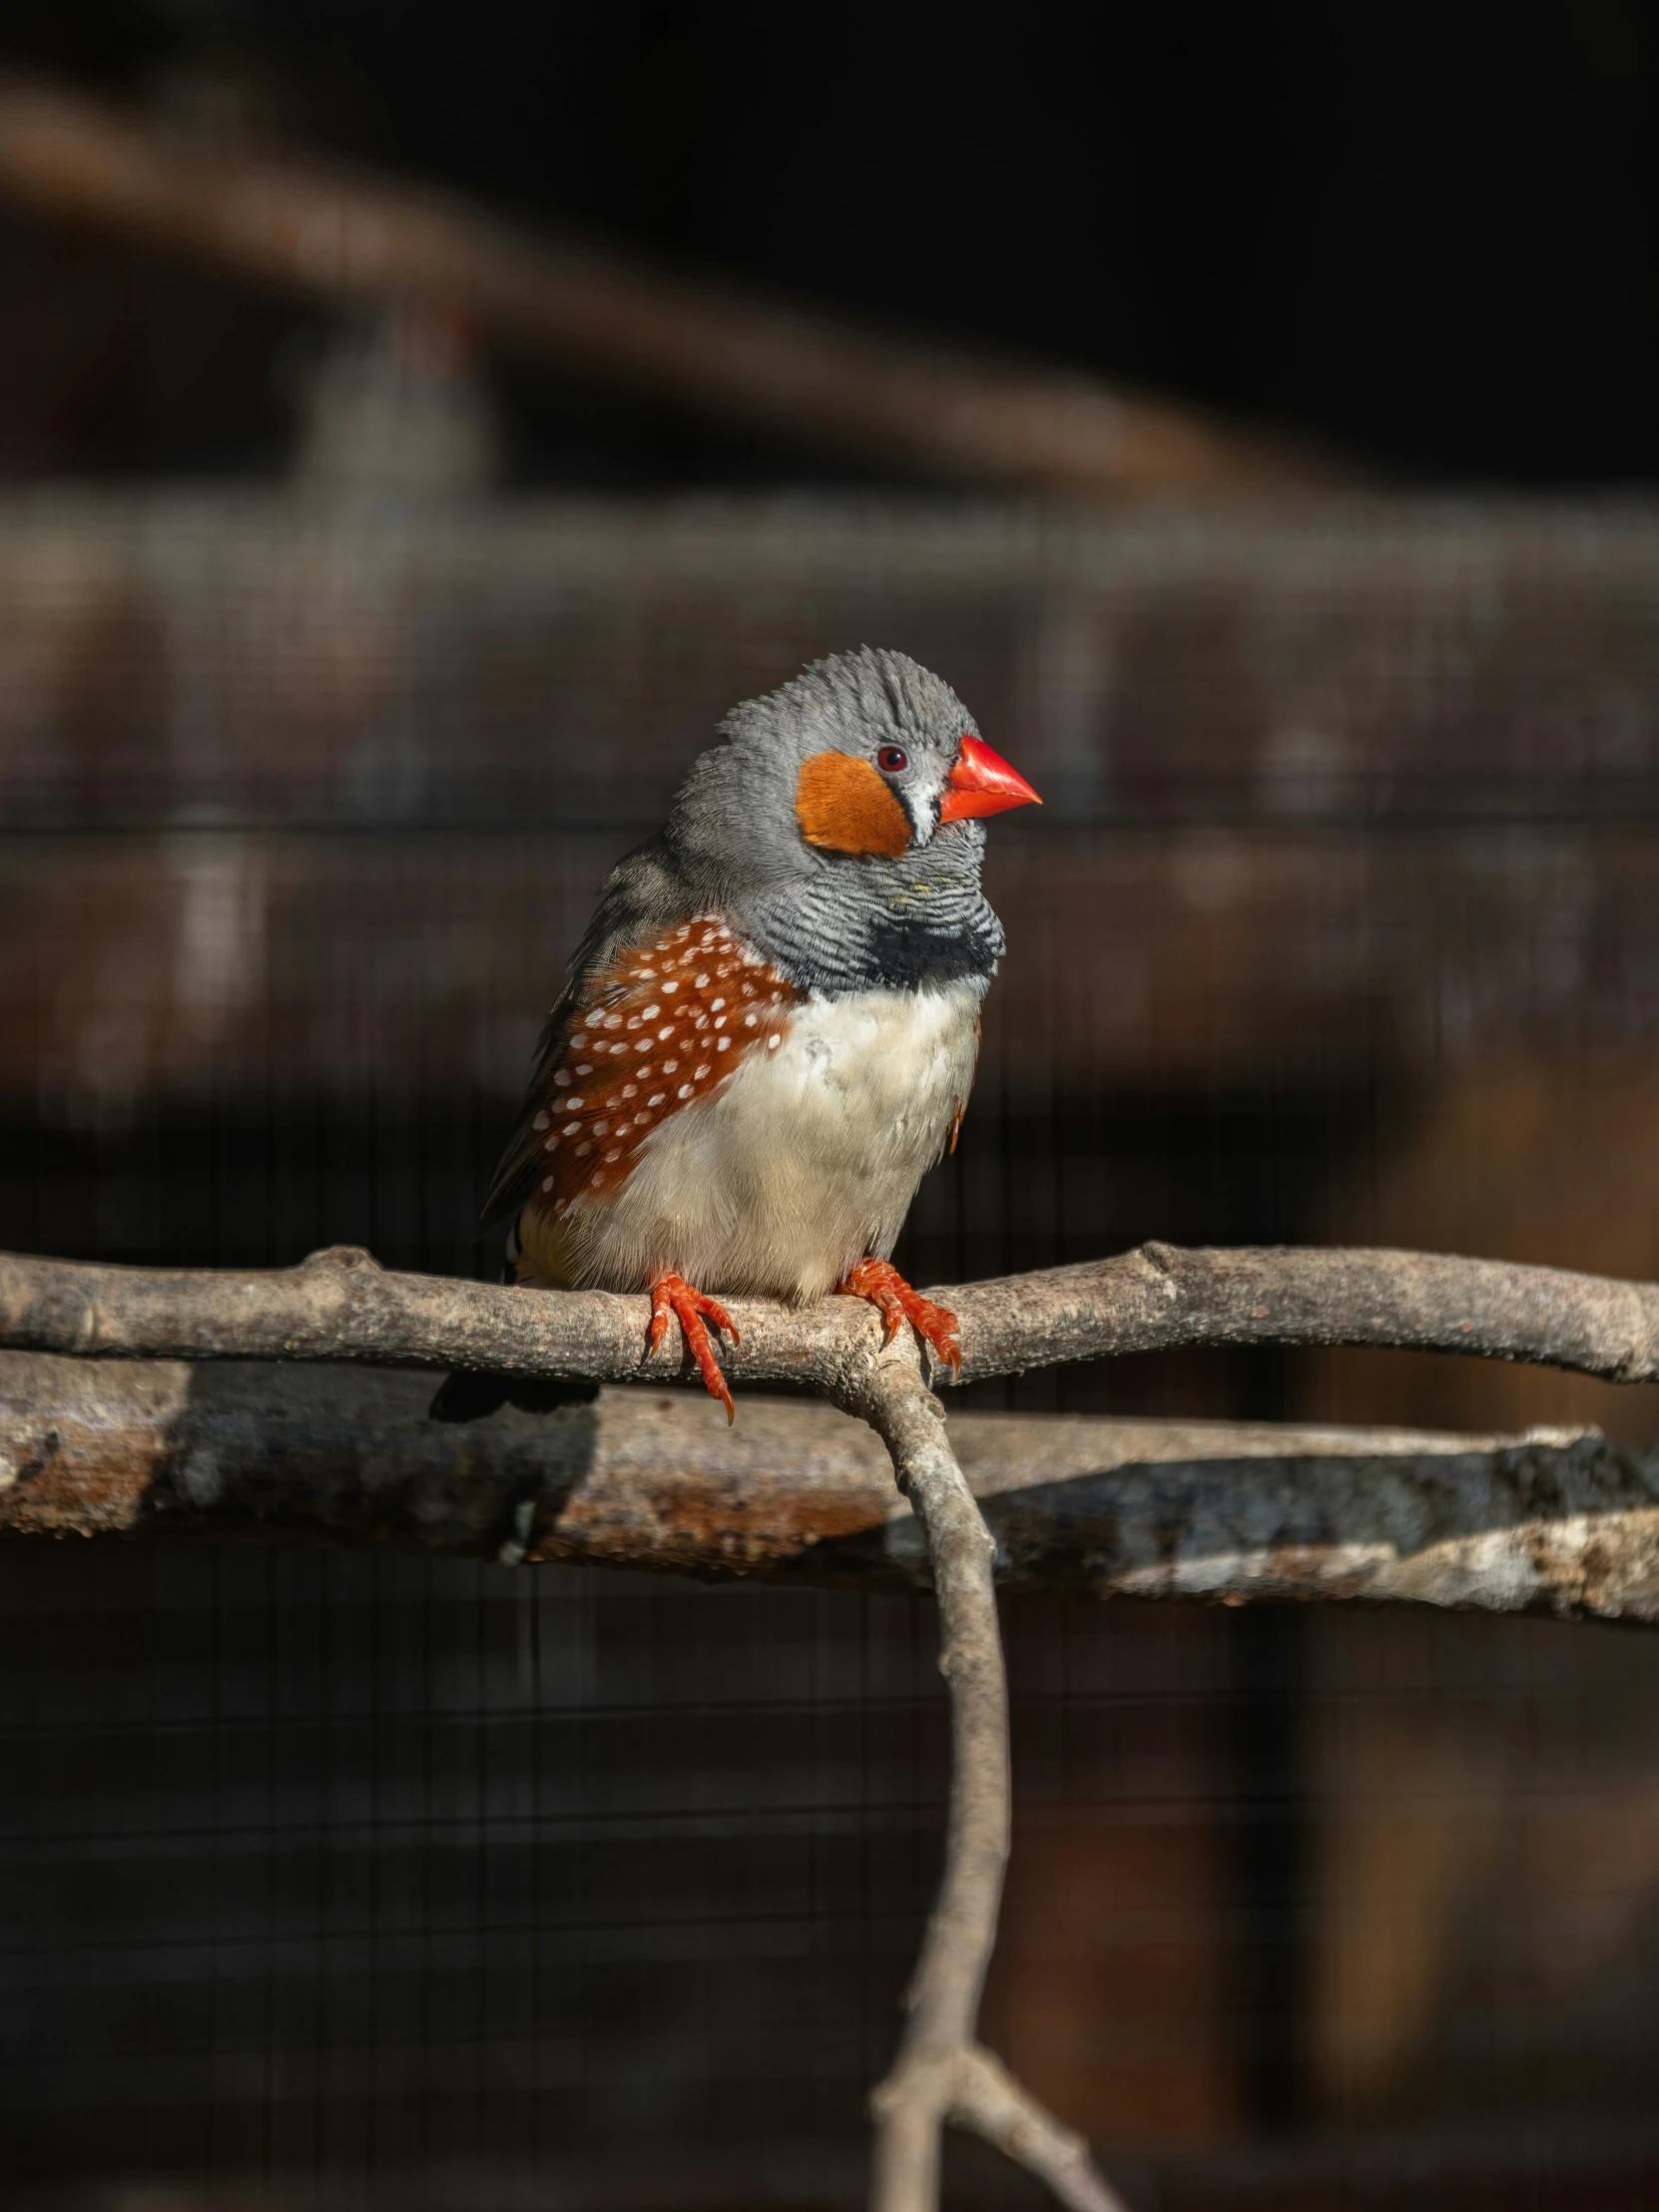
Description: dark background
4,0,1659,488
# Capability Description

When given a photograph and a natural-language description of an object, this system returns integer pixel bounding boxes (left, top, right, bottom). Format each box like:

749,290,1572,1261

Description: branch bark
0,75,1331,499
6,1353,1656,1624
3,1240,1658,1392
6,1235,1658,2212
848,1363,1128,2212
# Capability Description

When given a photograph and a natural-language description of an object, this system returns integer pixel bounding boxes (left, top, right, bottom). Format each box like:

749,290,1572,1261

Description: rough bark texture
4,1240,1658,1392
5,1352,1656,1625
0,78,1320,498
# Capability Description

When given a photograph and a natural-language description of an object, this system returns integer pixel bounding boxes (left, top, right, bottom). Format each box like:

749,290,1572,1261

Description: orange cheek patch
795,751,912,857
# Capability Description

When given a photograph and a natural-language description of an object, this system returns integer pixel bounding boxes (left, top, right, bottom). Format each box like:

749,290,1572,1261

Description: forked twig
848,1361,1130,2211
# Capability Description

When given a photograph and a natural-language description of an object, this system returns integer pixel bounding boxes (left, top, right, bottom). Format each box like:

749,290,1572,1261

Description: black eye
877,746,909,774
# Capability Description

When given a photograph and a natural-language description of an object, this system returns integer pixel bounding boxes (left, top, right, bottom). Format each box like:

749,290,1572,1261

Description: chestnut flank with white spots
517,913,798,1261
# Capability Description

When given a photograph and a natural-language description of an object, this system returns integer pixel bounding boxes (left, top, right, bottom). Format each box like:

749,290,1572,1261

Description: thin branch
0,75,1334,499
3,1241,1658,1391
947,2046,1132,2212
848,1362,1123,2212
949,1243,1659,1386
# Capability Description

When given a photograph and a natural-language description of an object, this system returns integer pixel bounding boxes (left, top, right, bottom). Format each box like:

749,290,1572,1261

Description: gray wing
478,835,692,1233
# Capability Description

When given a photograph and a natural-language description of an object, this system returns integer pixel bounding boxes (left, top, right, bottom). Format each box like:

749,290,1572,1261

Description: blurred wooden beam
5,492,1659,1101
0,75,1333,499
2,1350,1654,1624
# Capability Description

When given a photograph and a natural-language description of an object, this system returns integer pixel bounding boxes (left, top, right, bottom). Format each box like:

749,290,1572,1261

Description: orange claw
647,1273,741,1421
836,1258,962,1378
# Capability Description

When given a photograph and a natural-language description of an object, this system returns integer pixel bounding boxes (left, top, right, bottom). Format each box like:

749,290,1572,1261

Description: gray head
659,647,1040,994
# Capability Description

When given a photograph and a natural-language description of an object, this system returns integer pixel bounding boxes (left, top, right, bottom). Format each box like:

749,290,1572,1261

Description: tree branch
5,1235,1658,2212
5,1353,1655,1624
946,2046,1132,2212
846,1363,1128,2212
2,1240,1657,1392
0,75,1332,499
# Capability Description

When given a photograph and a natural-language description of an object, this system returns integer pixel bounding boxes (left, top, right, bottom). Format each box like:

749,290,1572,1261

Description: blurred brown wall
1305,1056,1659,1443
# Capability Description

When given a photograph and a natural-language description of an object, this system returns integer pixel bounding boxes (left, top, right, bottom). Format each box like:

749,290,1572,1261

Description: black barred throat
739,829,1005,996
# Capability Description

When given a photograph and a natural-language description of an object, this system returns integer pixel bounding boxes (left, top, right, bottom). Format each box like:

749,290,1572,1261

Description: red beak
936,733,1043,824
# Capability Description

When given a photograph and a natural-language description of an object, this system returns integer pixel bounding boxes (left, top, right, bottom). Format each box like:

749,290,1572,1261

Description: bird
429,646,1039,1424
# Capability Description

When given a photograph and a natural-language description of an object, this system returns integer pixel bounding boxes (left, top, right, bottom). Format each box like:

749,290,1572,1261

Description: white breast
534,978,985,1301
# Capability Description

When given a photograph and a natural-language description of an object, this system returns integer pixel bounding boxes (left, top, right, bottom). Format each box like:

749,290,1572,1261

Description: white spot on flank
711,998,725,1011
544,1135,558,1151
695,973,710,987
562,1121,581,1137
648,1093,666,1106
658,1025,674,1040
641,1004,660,1020
568,1096,584,1109
621,1083,637,1098
575,1141,592,1157
603,1014,623,1029
585,1010,604,1027
553,1198,568,1216
663,1060,679,1074
694,1064,710,1080
714,1015,726,1029
554,1071,571,1086
662,981,679,993
604,1147,621,1162
768,1034,781,1049
634,1111,652,1125
592,1120,609,1136
591,1172,604,1186
532,1111,548,1129
542,1176,554,1192
717,1036,731,1050
677,1083,694,1098
576,1064,593,1076
744,1012,758,1026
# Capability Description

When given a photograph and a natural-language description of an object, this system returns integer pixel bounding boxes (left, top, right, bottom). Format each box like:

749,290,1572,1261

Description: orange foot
647,1273,741,1422
837,1258,962,1378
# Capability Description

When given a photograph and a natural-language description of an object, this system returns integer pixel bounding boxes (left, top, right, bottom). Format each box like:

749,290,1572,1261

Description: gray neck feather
732,823,1004,996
